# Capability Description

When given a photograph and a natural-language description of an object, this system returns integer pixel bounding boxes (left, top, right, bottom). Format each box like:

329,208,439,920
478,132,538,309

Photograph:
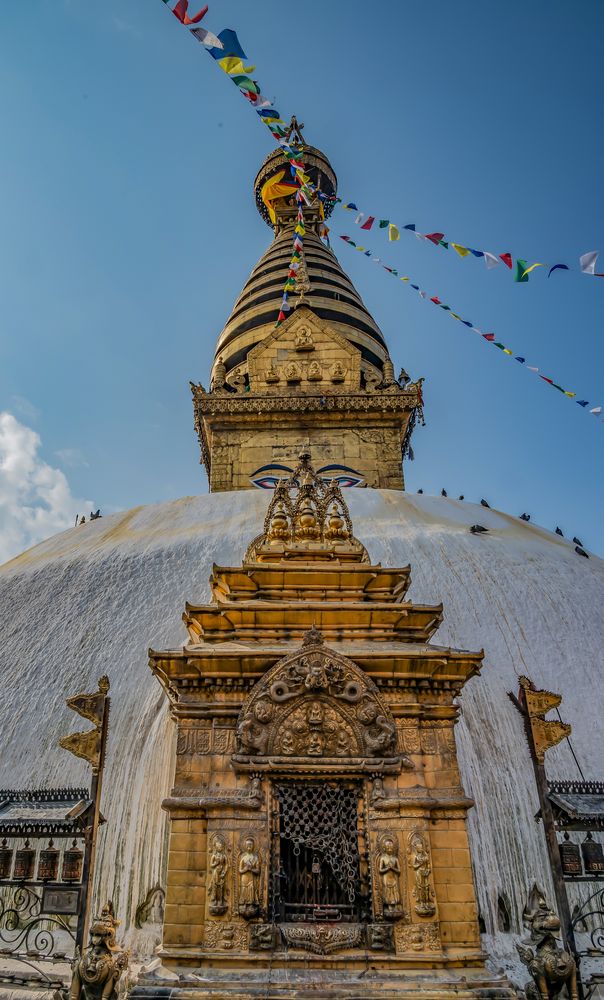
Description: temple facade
139,131,518,997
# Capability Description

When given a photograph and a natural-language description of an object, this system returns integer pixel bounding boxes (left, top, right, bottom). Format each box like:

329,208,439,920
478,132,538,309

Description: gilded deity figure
378,837,402,919
208,835,228,916
238,837,261,919
409,833,436,917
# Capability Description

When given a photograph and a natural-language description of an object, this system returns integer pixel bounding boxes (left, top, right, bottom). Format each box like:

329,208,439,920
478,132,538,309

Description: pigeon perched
480,499,490,508
575,546,589,558
90,509,102,520
458,495,465,501
417,488,424,494
441,489,448,497
573,536,583,546
470,524,489,534
519,513,530,522
555,527,564,536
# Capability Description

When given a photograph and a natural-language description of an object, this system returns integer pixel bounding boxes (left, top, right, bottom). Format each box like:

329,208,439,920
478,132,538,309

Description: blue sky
1,0,603,558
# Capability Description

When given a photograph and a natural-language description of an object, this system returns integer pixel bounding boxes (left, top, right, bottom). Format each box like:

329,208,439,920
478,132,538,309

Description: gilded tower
192,123,423,492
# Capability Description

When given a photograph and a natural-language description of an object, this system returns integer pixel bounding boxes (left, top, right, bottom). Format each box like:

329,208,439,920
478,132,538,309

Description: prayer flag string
338,235,603,421
338,203,604,284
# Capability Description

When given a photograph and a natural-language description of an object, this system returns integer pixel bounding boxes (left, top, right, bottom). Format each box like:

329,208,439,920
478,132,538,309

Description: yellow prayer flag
451,313,462,321
503,349,513,355
564,391,577,398
521,262,545,278
400,276,409,282
356,246,366,252
452,243,470,257
388,224,400,241
218,57,255,75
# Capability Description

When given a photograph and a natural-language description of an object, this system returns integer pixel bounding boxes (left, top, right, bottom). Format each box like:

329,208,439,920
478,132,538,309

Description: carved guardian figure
61,903,128,1000
516,885,578,1000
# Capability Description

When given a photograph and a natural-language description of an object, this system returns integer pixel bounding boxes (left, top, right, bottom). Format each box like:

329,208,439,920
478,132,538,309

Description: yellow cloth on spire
452,243,470,257
261,169,297,223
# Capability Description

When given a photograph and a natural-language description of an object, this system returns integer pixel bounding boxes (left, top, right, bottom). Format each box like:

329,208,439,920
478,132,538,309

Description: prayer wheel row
559,832,604,877
0,838,83,882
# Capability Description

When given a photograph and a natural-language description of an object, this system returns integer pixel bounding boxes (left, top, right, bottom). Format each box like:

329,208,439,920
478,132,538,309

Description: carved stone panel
281,923,364,954
395,921,441,954
176,726,211,755
234,645,400,766
203,921,248,952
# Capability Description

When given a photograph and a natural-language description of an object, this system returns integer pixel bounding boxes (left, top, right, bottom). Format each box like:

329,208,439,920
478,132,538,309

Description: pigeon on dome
481,499,491,508
470,524,489,534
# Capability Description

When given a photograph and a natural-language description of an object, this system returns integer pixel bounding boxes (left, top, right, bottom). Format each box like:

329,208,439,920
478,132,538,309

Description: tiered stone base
132,965,518,999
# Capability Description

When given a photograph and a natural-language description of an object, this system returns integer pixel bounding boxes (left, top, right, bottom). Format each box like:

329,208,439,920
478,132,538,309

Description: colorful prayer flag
388,224,400,241
360,216,375,230
484,252,500,269
425,232,445,245
521,262,545,278
514,259,530,282
500,253,513,269
452,243,470,257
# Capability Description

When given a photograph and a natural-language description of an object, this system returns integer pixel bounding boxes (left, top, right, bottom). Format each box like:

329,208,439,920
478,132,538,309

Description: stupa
0,124,603,999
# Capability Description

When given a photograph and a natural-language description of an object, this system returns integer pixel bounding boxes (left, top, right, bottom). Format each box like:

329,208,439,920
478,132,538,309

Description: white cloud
0,412,93,565
55,447,89,469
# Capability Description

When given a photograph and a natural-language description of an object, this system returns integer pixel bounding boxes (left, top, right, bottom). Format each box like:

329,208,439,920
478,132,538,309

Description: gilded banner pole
59,675,111,951
510,675,583,996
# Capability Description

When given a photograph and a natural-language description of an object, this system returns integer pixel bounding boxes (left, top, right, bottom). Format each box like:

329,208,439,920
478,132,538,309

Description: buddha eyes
249,464,365,489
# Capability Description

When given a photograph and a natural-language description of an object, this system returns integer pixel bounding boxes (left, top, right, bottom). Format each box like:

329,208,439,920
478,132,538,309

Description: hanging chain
277,783,360,903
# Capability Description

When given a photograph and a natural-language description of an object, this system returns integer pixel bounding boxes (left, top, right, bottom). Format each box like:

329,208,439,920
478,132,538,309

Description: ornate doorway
270,781,369,924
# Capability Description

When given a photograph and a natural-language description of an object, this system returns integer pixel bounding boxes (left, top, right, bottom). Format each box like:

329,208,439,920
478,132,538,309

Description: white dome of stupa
0,487,601,978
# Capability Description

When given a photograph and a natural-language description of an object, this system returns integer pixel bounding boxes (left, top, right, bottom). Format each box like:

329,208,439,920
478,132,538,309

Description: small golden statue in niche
377,835,403,920
208,835,229,916
294,326,314,351
265,365,280,384
408,832,436,917
307,360,322,381
238,836,261,919
330,361,346,383
285,361,302,383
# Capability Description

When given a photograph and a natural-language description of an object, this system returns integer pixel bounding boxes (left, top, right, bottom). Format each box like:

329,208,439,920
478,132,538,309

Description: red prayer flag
500,253,513,269
482,333,495,342
539,376,554,385
360,216,375,231
430,296,441,304
425,232,445,245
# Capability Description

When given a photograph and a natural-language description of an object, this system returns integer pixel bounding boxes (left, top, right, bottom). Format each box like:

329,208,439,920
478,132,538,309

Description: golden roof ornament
244,452,369,564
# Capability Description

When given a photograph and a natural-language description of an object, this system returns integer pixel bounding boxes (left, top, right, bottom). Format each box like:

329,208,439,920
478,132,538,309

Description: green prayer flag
379,220,389,228
514,258,530,282
439,240,449,249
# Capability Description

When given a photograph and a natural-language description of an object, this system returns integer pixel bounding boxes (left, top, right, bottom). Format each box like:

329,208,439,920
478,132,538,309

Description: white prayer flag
483,252,500,269
190,27,223,48
580,251,599,274
590,406,602,415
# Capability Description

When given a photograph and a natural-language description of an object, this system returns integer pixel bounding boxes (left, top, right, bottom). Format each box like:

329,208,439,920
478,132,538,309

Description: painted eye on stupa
316,465,365,488
249,464,294,489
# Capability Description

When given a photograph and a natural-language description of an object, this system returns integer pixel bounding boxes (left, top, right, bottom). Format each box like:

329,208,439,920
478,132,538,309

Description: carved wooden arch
233,638,402,771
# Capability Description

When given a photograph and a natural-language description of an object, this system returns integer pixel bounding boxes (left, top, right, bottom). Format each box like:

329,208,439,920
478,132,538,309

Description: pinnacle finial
285,116,305,145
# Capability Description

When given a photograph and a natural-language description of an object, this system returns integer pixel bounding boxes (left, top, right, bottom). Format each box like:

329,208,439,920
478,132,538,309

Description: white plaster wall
0,489,602,978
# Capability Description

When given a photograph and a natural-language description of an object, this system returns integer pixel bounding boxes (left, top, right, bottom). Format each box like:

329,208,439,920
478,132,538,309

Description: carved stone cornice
193,386,421,416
